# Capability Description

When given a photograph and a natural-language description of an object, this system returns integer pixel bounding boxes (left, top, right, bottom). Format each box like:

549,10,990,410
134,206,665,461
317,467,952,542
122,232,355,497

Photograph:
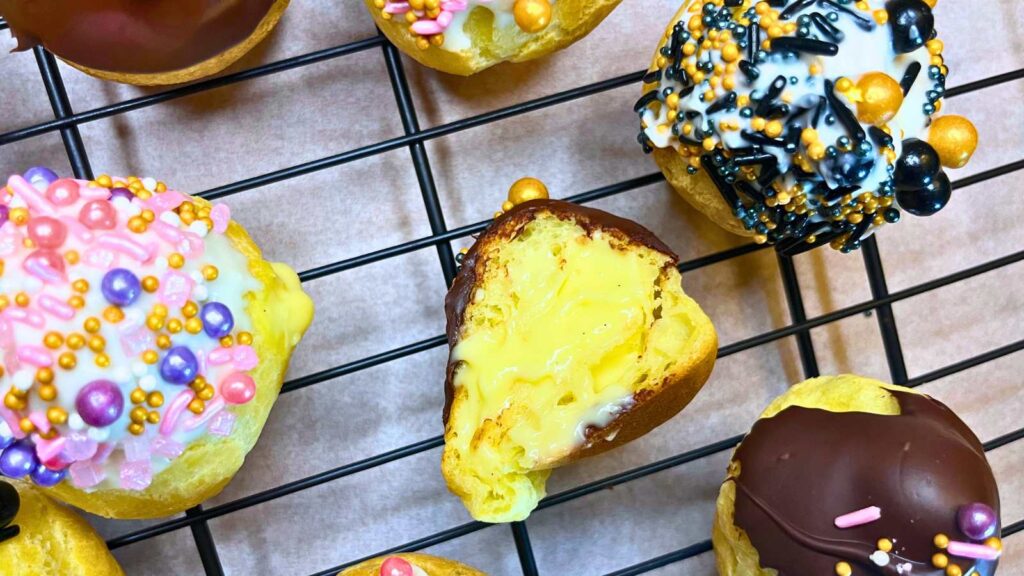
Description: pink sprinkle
231,345,259,371
123,436,152,462
0,406,25,439
196,348,208,376
384,2,411,14
151,220,184,244
27,412,51,434
22,249,66,283
97,233,156,262
5,308,45,328
210,203,230,234
119,321,155,356
79,185,113,200
83,247,119,269
182,397,224,431
16,345,53,367
62,432,98,461
159,270,194,307
60,215,94,242
33,434,65,462
0,230,20,257
93,442,115,463
208,410,236,437
69,460,106,488
834,506,881,529
6,175,55,215
411,20,444,35
119,460,152,490
208,348,232,366
160,389,196,435
151,435,184,458
38,294,75,320
437,10,454,27
145,190,185,213
947,541,1001,561
441,0,468,10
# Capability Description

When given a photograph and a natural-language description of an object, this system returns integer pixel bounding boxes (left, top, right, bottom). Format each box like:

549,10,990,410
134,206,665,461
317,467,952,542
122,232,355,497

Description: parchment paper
0,1,1021,574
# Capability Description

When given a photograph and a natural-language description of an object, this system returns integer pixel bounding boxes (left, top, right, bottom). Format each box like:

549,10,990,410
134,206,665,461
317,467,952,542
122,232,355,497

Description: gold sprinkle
88,335,106,353
103,306,125,323
142,276,160,293
38,384,57,401
147,391,164,408
58,352,77,370
168,253,185,269
128,423,145,436
95,353,110,368
43,332,64,349
130,388,147,404
47,407,68,425
185,318,203,334
72,279,90,293
142,350,160,364
83,317,101,334
66,333,85,350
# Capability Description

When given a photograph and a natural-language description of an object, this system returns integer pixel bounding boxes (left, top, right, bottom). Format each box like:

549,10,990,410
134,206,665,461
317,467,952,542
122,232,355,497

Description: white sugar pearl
142,177,157,192
190,271,204,283
12,371,33,389
22,276,44,294
68,414,86,431
87,426,111,442
192,284,209,302
138,375,158,392
870,551,890,567
0,420,12,439
154,256,169,271
132,362,149,378
113,367,132,384
188,220,209,238
160,211,182,226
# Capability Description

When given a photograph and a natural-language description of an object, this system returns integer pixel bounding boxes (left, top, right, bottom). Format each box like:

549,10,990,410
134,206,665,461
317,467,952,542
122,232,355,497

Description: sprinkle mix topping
373,0,554,51
637,0,978,254
380,557,430,576
0,167,259,491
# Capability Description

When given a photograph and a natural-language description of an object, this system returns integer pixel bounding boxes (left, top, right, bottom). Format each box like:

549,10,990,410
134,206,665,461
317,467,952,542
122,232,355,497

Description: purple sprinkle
109,187,135,201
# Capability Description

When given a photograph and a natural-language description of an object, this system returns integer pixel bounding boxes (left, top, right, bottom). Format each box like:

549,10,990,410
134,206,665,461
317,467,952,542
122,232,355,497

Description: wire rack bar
187,506,226,576
775,253,820,377
861,236,909,384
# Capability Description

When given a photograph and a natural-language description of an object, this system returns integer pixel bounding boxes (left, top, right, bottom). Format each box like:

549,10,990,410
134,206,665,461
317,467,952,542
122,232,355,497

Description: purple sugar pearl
24,166,58,188
0,205,9,228
0,440,38,478
109,187,135,201
957,502,998,540
160,346,199,385
200,302,234,339
75,380,125,428
101,268,142,307
30,464,67,487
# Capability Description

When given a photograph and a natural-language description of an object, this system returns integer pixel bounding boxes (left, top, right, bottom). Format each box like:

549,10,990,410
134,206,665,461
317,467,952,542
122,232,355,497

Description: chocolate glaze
442,199,678,425
731,390,1000,575
0,0,278,74
0,480,20,544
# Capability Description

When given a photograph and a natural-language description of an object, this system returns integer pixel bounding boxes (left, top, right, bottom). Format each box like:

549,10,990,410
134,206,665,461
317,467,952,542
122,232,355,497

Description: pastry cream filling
445,215,701,522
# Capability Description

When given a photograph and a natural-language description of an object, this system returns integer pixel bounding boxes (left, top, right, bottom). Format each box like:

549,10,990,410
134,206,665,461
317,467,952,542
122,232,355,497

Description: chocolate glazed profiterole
732,390,1001,576
0,0,288,84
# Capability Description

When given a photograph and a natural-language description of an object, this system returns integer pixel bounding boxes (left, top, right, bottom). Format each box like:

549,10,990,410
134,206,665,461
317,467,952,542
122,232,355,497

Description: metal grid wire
1,14,1023,576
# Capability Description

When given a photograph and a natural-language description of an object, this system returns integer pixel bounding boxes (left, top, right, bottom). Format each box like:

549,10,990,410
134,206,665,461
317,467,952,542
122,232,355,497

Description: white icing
441,0,521,52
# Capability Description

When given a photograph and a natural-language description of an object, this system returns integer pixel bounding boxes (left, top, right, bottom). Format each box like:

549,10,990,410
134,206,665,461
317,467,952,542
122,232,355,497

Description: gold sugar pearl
128,423,145,436
19,418,35,434
95,354,110,368
127,216,148,233
147,411,161,424
190,376,208,392
152,303,169,317
167,319,183,334
66,333,85,350
43,332,64,349
9,208,29,226
3,393,24,410
985,537,1002,551
36,367,54,385
185,318,204,334
146,315,165,331
103,306,125,323
147,391,164,408
38,384,57,401
182,301,199,318
142,350,160,364
220,336,234,348
130,388,147,404
65,250,79,265
47,407,68,425
142,276,160,292
856,72,904,126
188,398,205,414
507,177,549,207
237,332,254,346
928,115,978,169
0,296,8,310
198,386,215,401
946,566,962,576
68,295,86,309
72,279,89,293
84,317,101,333
58,352,77,370
934,533,949,549
14,292,29,307
168,253,185,269
95,175,113,188
202,265,219,281
933,553,948,568
877,538,893,553
141,209,156,223
156,334,172,349
130,406,148,424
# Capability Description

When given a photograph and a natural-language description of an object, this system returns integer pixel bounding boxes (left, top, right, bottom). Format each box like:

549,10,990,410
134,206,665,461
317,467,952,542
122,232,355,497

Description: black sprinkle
810,12,845,42
823,184,861,202
824,79,866,142
706,91,738,115
725,0,744,6
757,161,783,186
771,37,839,56
733,152,778,166
765,103,792,119
780,0,817,20
739,61,761,83
642,69,662,84
868,126,894,149
736,180,767,203
756,75,789,117
747,23,756,61
811,96,827,128
846,218,873,245
741,130,788,148
777,227,844,256
817,0,875,31
701,155,742,208
900,61,922,96
634,90,659,113
768,0,788,7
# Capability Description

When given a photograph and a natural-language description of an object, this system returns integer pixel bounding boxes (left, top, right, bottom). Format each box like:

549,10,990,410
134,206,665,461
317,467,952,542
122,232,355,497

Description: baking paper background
1,1,1022,574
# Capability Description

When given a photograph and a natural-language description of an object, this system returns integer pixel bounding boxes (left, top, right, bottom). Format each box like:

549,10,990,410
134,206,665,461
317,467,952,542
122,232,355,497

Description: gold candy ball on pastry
928,115,978,168
507,177,550,205
514,0,553,33
855,72,904,126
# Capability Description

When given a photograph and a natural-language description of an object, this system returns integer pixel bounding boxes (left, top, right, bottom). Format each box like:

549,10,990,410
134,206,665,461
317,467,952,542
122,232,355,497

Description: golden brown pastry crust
0,483,125,576
339,553,487,576
46,193,314,519
62,0,290,86
366,0,622,76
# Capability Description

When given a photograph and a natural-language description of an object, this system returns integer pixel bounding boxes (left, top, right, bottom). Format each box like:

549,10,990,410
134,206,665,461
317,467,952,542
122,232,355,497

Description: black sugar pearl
923,103,936,115
884,208,902,223
893,138,941,190
886,0,934,53
897,170,951,216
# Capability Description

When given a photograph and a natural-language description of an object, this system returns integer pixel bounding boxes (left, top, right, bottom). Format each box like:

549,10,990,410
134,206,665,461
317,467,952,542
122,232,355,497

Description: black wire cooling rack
1,13,1023,576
